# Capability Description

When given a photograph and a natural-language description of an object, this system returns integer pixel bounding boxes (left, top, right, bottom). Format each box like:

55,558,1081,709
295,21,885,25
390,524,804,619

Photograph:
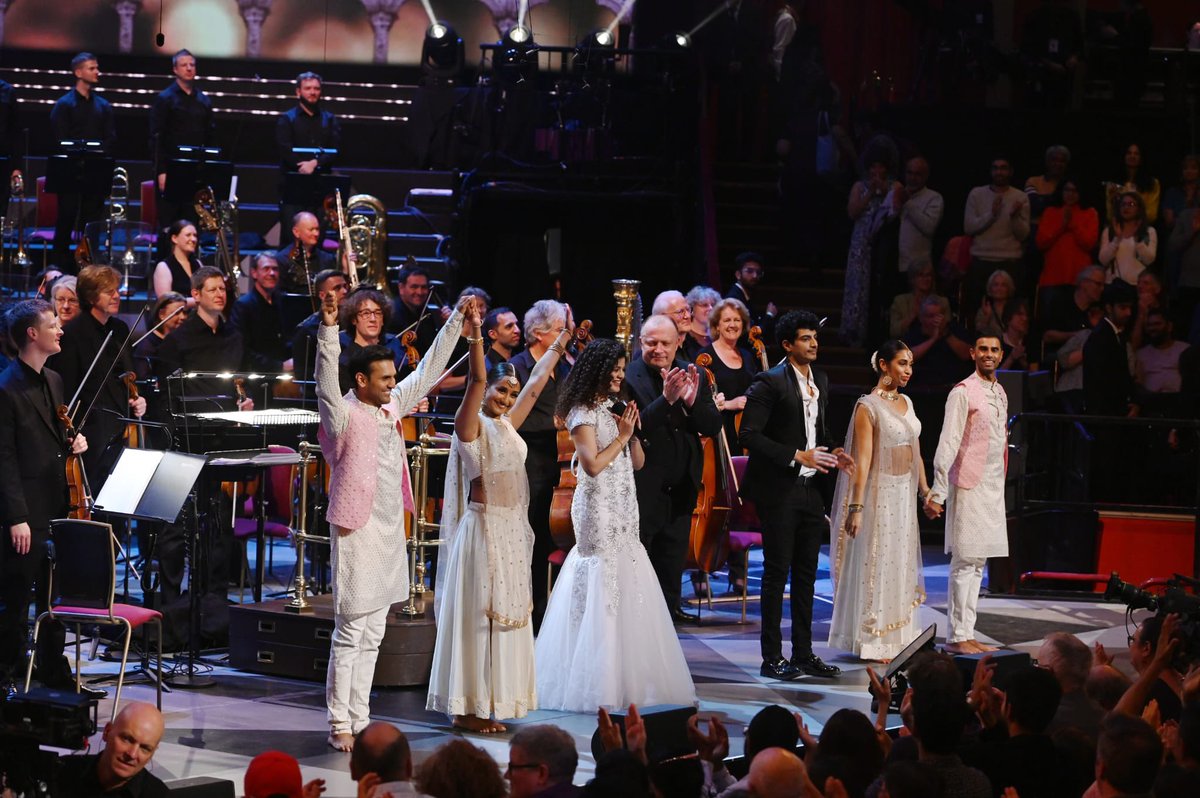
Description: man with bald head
59,701,168,796
747,747,808,798
623,313,722,623
277,210,336,295
350,721,427,796
652,290,700,361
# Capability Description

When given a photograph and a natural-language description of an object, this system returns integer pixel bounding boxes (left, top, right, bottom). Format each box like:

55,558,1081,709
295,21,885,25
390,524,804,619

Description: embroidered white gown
828,393,926,660
535,401,696,712
427,414,537,721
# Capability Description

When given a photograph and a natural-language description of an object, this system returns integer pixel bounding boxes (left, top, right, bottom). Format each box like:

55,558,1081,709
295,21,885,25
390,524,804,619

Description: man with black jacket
623,314,722,624
739,309,853,680
276,71,342,247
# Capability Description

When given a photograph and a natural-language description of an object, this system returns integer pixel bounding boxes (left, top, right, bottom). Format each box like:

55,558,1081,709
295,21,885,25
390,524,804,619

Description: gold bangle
466,336,484,345
548,342,566,355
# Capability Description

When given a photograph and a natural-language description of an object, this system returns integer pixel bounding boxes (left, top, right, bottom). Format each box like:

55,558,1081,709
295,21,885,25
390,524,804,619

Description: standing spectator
1040,265,1105,360
1136,307,1189,396
724,252,778,328
896,157,944,297
974,269,1016,338
1103,142,1160,223
842,158,901,347
1024,145,1071,226
964,156,1031,314
890,260,944,337
1035,177,1099,308
1161,154,1200,231
1083,281,1138,417
1168,204,1200,339
1100,190,1156,286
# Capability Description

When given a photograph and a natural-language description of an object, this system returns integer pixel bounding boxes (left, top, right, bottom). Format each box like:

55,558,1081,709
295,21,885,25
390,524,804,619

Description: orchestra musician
231,253,293,374
277,211,336,296
133,292,188,381
49,52,116,273
50,265,147,492
291,269,349,385
483,306,522,371
386,264,438,352
335,288,408,395
0,299,101,698
276,71,342,248
149,49,216,257
152,220,202,301
315,288,471,752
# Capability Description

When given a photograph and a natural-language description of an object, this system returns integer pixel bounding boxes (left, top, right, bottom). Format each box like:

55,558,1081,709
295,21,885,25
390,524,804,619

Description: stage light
421,21,464,82
671,32,691,49
428,22,447,40
575,28,617,76
496,24,538,85
505,25,532,46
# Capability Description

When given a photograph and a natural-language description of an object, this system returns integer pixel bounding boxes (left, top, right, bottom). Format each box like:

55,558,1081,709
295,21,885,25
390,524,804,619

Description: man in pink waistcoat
316,289,474,752
925,333,1008,655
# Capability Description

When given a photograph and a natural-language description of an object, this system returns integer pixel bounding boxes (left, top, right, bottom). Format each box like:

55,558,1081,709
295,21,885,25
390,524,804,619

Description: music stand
164,148,233,204
282,170,350,211
45,150,114,196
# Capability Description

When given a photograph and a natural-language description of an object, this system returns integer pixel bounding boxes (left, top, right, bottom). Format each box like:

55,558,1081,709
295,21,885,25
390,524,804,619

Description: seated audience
415,738,506,798
1035,177,1099,301
910,682,990,798
974,269,1016,337
1122,613,1184,723
1041,265,1105,361
705,704,799,796
747,747,809,798
584,749,649,798
805,708,885,798
1037,631,1105,743
243,750,325,798
58,702,168,797
889,260,943,337
902,296,972,390
1099,190,1156,287
1085,663,1132,712
998,299,1033,370
1162,153,1200,231
507,724,582,798
1136,307,1189,399
350,721,426,798
1092,714,1164,797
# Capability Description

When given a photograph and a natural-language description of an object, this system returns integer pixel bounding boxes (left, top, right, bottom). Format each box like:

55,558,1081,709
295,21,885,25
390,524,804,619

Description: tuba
343,194,390,295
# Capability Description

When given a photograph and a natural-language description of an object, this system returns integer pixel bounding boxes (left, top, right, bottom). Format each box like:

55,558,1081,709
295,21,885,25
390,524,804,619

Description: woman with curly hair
535,339,696,711
415,739,506,798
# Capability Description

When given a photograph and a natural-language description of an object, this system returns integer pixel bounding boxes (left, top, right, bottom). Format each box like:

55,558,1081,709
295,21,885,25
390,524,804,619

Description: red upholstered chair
32,176,59,269
728,455,763,623
233,445,298,602
24,519,163,721
546,548,568,601
139,180,158,231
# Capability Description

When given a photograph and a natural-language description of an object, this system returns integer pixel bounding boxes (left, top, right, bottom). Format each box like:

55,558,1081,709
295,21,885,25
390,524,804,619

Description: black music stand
164,148,233,204
281,168,348,210
44,148,113,196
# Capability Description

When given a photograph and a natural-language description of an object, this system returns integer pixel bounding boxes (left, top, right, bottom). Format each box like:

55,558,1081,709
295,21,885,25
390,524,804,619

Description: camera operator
57,702,168,797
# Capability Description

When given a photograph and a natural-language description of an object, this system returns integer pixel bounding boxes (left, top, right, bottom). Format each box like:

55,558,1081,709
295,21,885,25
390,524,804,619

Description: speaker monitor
164,776,236,796
589,704,697,763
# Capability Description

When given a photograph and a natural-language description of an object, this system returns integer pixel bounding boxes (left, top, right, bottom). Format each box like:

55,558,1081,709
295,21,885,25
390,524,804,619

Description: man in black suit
231,253,292,374
1083,281,1137,501
623,314,722,623
0,299,103,696
739,309,853,680
724,252,777,328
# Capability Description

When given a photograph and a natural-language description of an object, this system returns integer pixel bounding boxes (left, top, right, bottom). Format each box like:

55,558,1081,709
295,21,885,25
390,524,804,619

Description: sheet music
192,408,320,426
94,449,164,514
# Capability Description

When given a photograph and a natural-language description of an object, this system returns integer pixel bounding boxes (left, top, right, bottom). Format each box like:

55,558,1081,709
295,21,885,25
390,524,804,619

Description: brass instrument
107,167,139,294
612,278,642,361
194,186,240,310
108,166,129,223
334,189,359,289
285,441,331,614
6,173,31,273
343,194,390,296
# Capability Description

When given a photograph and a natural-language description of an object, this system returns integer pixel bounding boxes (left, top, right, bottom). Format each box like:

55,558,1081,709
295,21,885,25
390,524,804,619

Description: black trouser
523,434,559,631
52,192,105,273
639,483,696,613
0,527,66,681
758,479,825,661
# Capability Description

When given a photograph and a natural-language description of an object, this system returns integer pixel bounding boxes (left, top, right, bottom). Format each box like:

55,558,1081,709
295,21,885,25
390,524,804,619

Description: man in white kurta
315,291,467,751
925,335,1008,654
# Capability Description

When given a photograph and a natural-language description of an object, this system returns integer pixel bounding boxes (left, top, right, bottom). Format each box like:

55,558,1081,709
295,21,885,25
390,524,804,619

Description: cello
57,405,92,520
686,354,740,578
547,318,594,551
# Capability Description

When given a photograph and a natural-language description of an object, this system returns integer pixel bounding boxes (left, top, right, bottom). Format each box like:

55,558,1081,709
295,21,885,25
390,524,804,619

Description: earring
881,375,893,387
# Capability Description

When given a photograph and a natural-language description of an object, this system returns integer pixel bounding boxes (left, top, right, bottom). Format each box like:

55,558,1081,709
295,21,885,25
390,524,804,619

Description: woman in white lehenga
426,317,573,733
828,340,929,662
536,339,696,711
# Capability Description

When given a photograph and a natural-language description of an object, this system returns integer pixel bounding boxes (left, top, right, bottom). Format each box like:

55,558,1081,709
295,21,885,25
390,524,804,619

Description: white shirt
898,186,944,270
790,362,819,478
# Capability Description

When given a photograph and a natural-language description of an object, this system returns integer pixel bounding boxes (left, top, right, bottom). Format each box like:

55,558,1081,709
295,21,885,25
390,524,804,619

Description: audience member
1155,703,1200,798
1037,631,1105,742
1093,714,1163,797
1168,202,1200,337
1035,177,1099,303
1162,153,1200,231
648,754,704,798
507,725,581,798
902,296,972,390
909,685,991,798
724,253,777,327
1104,142,1160,223
1024,145,1071,224
889,260,942,337
1136,307,1189,398
999,299,1034,370
974,269,1016,337
1083,281,1137,417
58,702,168,797
243,750,325,798
705,704,799,797
415,738,506,798
685,286,721,356
842,156,901,347
1041,265,1105,358
963,156,1031,315
1085,663,1132,712
1129,270,1165,350
1123,613,1184,723
895,157,943,296
1100,190,1157,286
584,749,649,798
746,747,808,798
877,760,944,798
806,708,884,797
350,721,426,798
1053,301,1104,411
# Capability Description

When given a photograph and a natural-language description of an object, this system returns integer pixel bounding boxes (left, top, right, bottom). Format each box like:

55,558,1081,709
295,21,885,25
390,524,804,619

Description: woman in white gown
828,340,929,662
535,339,697,711
426,316,573,733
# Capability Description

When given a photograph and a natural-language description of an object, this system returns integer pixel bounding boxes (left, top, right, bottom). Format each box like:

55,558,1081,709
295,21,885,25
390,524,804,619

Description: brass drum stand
400,433,451,617
285,441,331,614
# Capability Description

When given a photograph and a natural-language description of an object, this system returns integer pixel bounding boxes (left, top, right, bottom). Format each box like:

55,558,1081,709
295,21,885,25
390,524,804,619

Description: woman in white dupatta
828,340,928,662
426,317,572,733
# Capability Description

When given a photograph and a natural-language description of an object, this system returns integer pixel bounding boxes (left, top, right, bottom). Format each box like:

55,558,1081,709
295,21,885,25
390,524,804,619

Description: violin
121,371,143,449
57,405,92,520
400,330,421,370
748,326,769,371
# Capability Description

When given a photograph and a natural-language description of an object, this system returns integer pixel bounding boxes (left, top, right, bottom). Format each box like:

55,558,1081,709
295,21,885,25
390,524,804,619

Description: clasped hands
661,364,700,407
922,494,944,520
796,445,854,475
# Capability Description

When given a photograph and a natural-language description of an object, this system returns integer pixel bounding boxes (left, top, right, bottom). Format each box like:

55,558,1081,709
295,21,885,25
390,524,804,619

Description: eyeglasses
669,307,692,318
357,309,384,319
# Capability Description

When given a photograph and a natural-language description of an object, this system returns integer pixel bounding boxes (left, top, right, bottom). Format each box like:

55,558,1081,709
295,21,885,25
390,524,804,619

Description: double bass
686,353,741,577
547,318,594,552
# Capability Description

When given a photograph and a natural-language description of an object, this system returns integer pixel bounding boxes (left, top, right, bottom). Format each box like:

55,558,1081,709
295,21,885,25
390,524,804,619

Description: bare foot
943,641,973,654
453,715,505,734
972,640,1000,652
328,731,354,752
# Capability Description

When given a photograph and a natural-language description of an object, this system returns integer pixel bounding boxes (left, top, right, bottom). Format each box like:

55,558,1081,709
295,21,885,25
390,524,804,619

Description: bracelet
466,336,484,345
548,342,566,355
847,504,864,513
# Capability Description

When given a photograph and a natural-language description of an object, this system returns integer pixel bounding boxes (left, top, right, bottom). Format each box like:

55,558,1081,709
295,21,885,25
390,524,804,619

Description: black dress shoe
78,683,108,700
792,652,841,678
760,658,803,681
670,606,699,625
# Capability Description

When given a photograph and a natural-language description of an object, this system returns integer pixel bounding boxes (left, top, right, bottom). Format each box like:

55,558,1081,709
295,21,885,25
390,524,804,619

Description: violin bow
74,303,149,432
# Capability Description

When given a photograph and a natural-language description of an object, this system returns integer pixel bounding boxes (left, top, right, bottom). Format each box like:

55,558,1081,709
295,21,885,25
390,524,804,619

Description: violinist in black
277,71,342,247
0,299,98,695
50,265,147,492
48,53,116,273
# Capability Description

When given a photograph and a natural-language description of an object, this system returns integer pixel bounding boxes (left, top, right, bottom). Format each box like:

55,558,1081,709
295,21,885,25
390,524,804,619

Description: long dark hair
1119,143,1156,194
556,339,625,417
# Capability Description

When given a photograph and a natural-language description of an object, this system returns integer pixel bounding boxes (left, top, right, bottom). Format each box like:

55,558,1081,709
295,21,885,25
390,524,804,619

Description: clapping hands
662,365,701,407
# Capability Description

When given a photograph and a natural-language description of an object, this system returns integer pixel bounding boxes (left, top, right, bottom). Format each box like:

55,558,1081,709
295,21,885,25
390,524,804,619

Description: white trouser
327,604,389,734
946,553,986,644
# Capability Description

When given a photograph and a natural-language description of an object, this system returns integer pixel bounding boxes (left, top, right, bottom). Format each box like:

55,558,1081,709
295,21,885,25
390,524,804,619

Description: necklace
876,387,900,401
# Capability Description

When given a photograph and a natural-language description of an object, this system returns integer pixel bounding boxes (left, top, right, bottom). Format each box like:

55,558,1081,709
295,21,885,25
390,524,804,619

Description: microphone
156,33,165,47
609,398,650,449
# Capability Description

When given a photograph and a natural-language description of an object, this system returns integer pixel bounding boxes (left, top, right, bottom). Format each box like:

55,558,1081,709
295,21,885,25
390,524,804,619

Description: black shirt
903,326,974,390
154,311,245,409
149,82,215,171
275,245,335,296
57,754,169,798
387,297,438,353
276,105,342,174
698,343,757,451
230,287,290,372
509,348,571,437
50,89,116,152
291,312,322,383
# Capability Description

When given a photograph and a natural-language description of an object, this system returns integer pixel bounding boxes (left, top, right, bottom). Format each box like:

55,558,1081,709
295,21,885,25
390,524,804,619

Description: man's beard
300,98,321,114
